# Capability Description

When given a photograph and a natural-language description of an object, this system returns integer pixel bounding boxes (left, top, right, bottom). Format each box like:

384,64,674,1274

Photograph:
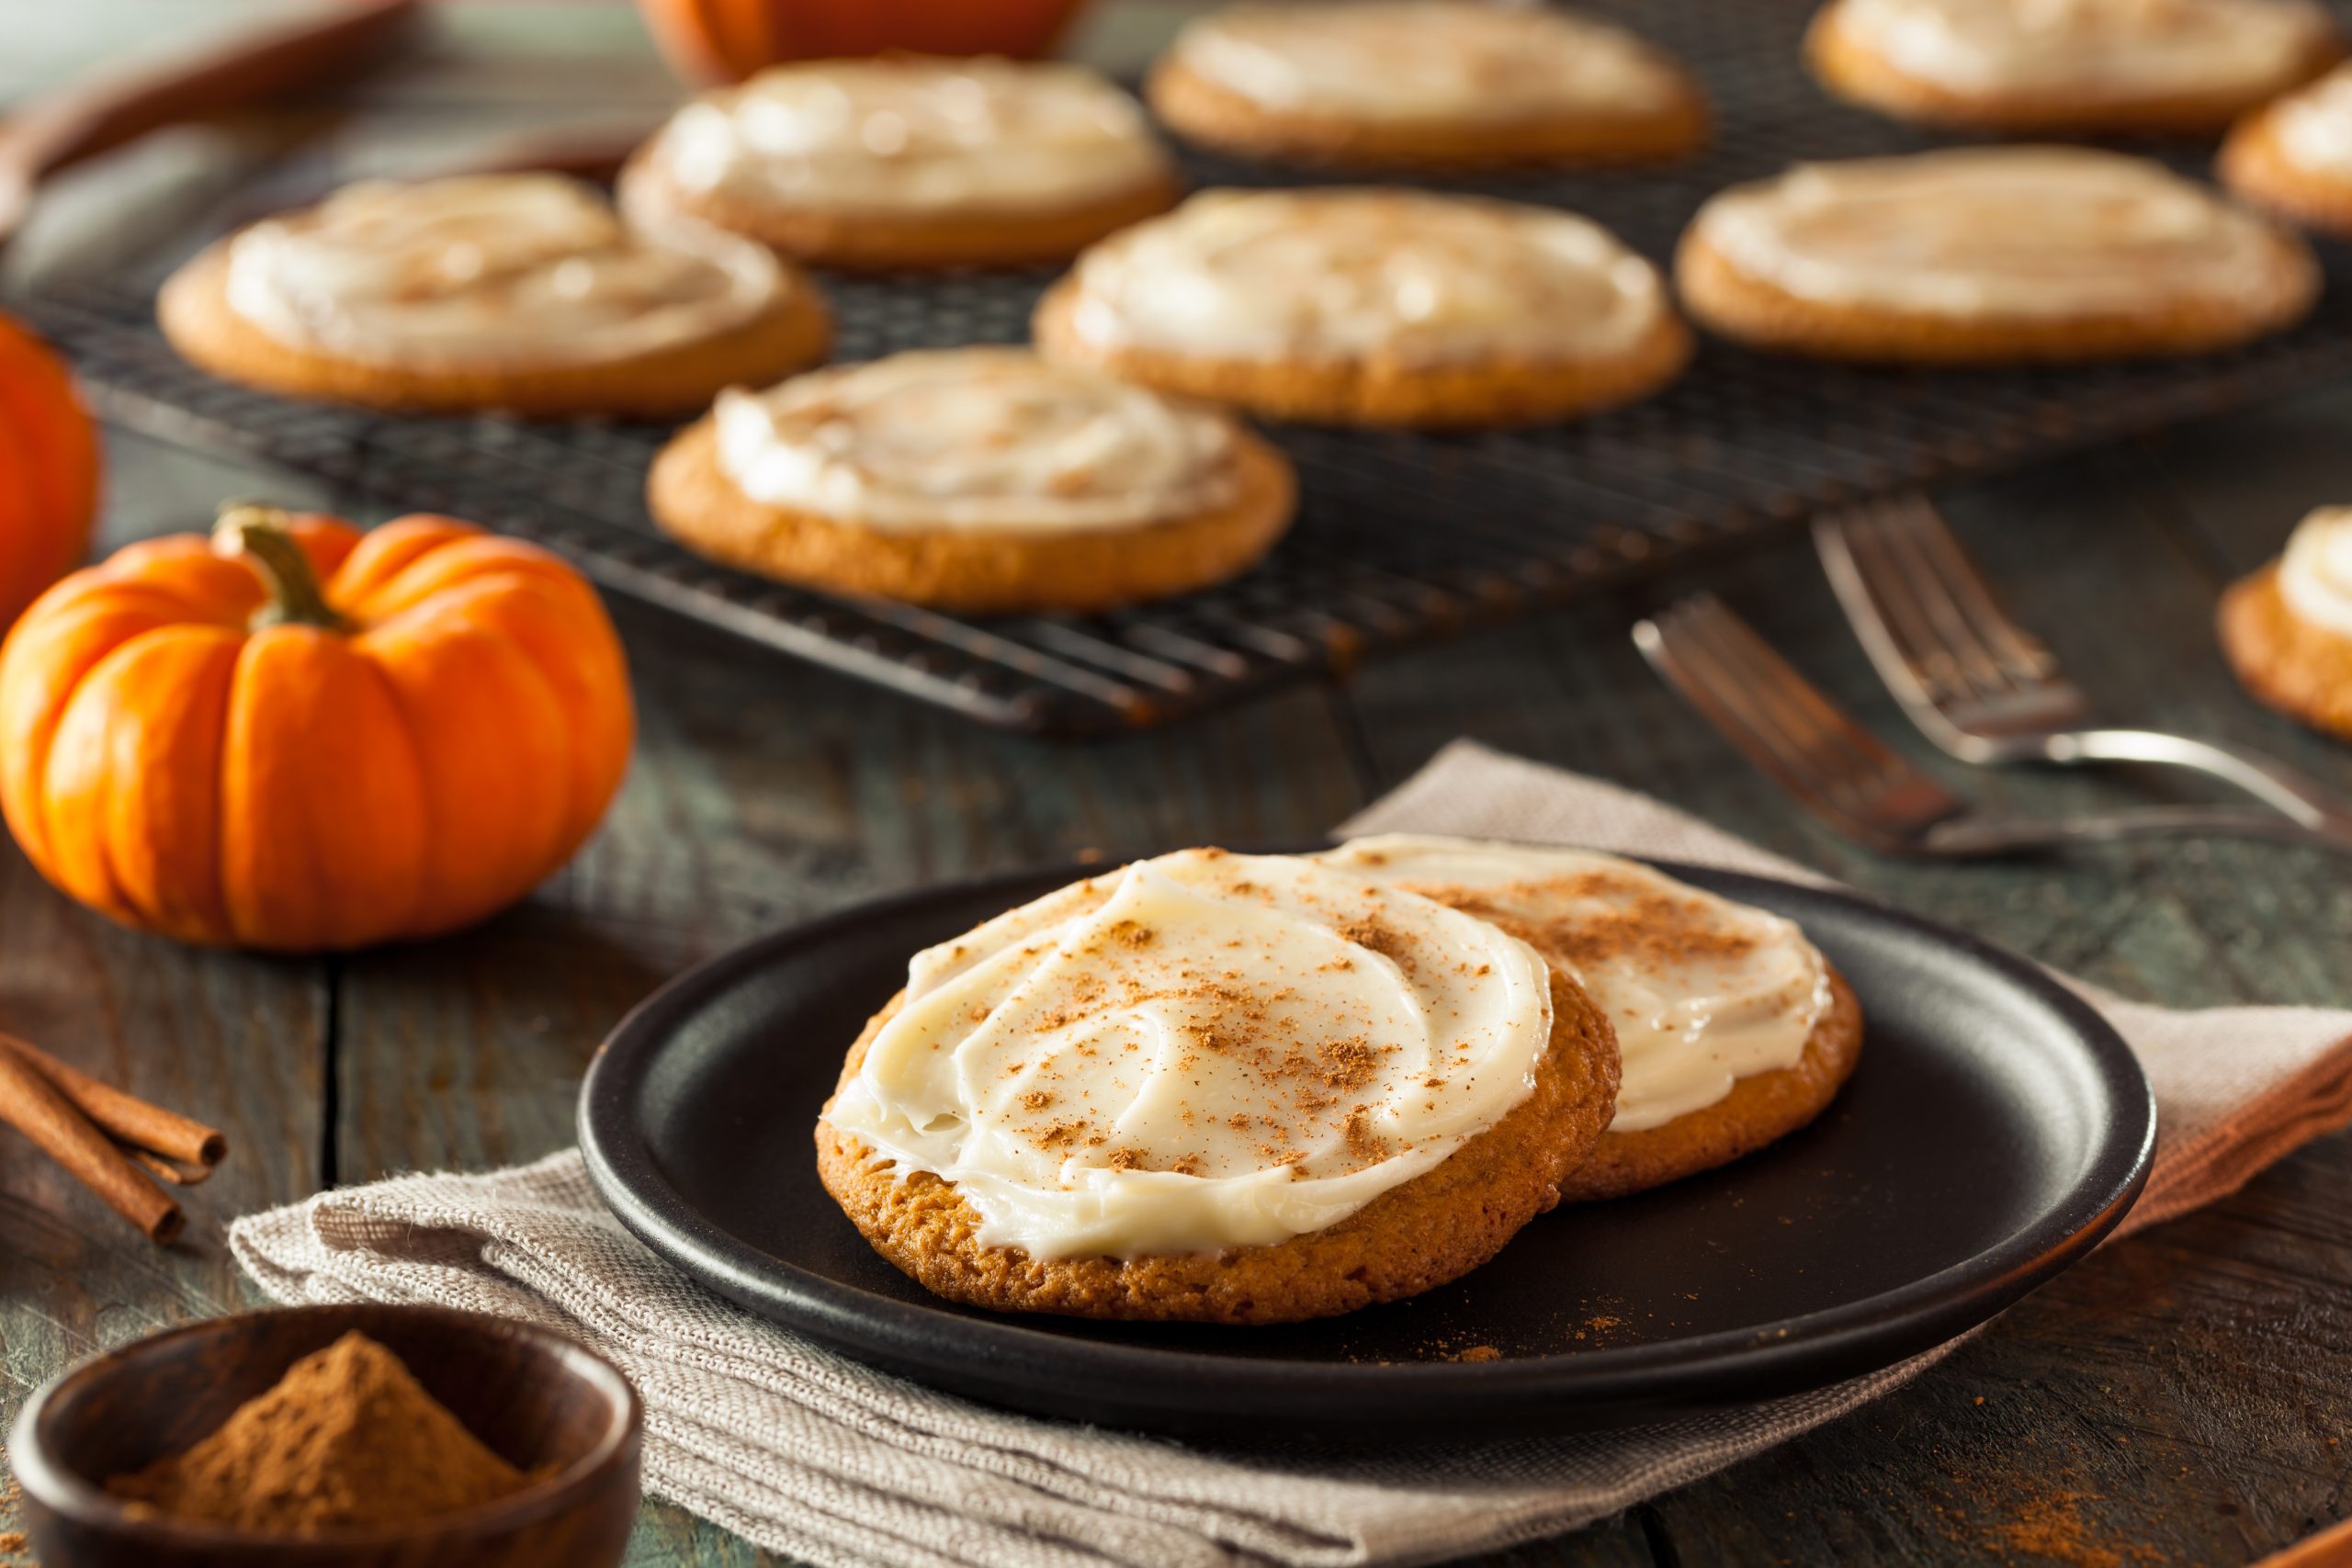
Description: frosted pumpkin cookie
2219,506,2352,739
814,849,1622,1324
2222,65,2352,234
1805,0,2337,134
646,349,1294,613
618,57,1179,271
1147,1,1708,170
1035,187,1690,429
157,175,828,418
1320,836,1860,1202
1676,148,2320,365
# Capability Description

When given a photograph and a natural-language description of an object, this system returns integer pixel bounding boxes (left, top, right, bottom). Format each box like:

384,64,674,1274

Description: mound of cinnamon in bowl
8,1303,640,1567
107,1331,546,1534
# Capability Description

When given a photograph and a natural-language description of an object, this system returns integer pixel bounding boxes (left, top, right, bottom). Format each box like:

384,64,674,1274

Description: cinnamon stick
0,1034,226,1171
0,1040,181,1243
128,1147,219,1188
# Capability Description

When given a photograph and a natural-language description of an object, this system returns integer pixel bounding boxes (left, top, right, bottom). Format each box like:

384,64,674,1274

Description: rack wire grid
17,0,2352,735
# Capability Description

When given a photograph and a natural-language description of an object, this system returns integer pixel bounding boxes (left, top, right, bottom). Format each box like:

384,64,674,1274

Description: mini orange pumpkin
0,310,100,631
637,0,1092,83
0,503,634,951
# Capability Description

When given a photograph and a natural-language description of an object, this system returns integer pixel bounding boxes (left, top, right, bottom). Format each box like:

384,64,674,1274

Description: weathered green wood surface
3,7,2349,1565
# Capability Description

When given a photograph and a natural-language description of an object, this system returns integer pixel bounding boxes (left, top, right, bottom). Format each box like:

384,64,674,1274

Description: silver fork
1815,493,2352,849
1632,593,2340,857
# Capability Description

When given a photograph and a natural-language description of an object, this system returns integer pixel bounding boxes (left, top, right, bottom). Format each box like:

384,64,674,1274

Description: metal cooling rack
17,0,2352,735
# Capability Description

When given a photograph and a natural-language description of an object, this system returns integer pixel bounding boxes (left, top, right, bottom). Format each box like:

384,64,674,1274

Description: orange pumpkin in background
0,504,634,952
637,0,1094,82
0,311,100,632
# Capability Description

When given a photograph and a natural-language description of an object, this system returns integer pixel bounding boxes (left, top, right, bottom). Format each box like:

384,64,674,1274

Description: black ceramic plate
579,856,2154,1439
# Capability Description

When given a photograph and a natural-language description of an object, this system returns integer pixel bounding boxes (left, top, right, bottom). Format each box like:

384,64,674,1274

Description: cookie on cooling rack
2222,63,2352,235
1804,0,2338,133
814,848,1622,1323
1145,0,1708,170
1676,147,2319,365
645,348,1294,615
2219,505,2352,739
1320,836,1862,1202
156,174,830,418
617,56,1180,272
1034,187,1690,429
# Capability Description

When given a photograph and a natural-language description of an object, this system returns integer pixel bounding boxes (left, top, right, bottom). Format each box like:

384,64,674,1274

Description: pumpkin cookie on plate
1320,835,1861,1202
1035,187,1690,429
1147,0,1708,169
2219,505,2352,739
1804,0,2337,134
814,848,1623,1324
618,56,1180,271
157,174,829,418
1677,147,2319,365
2222,64,2352,234
647,348,1294,614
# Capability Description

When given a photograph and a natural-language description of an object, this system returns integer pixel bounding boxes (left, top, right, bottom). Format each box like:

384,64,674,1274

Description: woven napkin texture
231,740,2352,1568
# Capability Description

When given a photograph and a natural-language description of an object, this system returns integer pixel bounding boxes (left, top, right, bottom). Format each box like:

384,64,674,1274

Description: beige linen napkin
230,739,2352,1568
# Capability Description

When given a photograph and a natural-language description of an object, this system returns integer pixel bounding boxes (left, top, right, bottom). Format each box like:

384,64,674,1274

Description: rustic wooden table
3,6,2349,1565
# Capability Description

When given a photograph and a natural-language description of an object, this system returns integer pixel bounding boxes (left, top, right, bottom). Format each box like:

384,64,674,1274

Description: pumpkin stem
211,502,347,632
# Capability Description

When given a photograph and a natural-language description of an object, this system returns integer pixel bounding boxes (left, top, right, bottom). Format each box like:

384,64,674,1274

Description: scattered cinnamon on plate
107,1331,547,1535
0,1473,27,1556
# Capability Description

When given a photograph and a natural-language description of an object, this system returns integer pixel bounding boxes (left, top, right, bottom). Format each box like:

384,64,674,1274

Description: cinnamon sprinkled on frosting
1166,0,1690,122
1057,187,1671,367
630,56,1170,219
1320,836,1832,1133
1690,148,2310,322
1817,0,2333,103
820,848,1554,1258
222,175,784,369
712,349,1243,534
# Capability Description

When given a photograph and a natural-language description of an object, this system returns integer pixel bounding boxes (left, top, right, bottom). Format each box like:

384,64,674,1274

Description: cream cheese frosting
1691,147,2303,319
712,350,1242,533
633,57,1170,218
1821,0,2332,100
1058,187,1670,366
2270,64,2352,176
820,849,1556,1258
2278,505,2352,638
221,174,785,368
1318,836,1831,1134
1166,1,1686,122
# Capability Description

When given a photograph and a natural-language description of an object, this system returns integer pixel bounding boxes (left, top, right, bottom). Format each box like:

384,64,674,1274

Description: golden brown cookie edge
1558,966,1866,1203
2220,109,2352,237
617,154,1184,272
1033,277,1693,429
156,237,833,418
1143,53,1711,169
1804,5,2342,133
2218,562,2352,739
813,966,1621,1325
647,412,1296,614
1673,225,2320,365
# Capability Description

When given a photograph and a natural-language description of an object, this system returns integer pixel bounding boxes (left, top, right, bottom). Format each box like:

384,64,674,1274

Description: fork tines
1815,495,2086,728
1634,592,1963,851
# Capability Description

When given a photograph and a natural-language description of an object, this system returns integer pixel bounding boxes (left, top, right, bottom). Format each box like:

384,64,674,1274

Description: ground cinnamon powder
0,1472,23,1557
1989,1491,2132,1568
107,1330,540,1535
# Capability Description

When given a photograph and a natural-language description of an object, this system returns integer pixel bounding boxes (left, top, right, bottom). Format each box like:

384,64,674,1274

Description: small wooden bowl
8,1303,641,1567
